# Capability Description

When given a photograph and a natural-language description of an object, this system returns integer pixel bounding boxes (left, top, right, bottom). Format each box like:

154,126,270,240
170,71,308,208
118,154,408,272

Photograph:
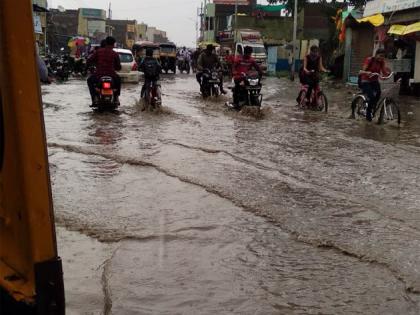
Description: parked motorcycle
44,54,71,81
92,76,119,111
200,68,221,98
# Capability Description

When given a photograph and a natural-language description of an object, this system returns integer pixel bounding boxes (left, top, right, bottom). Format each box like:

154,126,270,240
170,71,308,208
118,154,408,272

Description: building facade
106,20,137,48
78,8,107,43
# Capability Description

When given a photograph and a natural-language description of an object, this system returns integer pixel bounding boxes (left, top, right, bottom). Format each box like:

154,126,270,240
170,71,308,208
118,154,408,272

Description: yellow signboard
388,22,420,35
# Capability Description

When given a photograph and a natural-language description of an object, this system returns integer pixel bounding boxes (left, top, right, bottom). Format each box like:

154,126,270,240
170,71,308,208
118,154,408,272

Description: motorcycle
227,72,262,110
200,68,221,98
45,54,71,81
92,76,119,111
142,80,162,111
177,56,190,74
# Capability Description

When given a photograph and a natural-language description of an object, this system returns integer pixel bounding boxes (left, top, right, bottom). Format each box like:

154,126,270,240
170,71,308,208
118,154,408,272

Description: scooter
92,76,119,111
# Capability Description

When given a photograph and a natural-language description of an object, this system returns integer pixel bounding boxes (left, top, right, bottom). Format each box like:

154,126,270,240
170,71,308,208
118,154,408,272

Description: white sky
51,0,266,46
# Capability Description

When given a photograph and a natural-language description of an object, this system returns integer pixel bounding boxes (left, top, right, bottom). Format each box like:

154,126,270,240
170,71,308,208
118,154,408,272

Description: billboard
80,8,106,19
213,0,250,4
364,0,420,17
87,20,106,36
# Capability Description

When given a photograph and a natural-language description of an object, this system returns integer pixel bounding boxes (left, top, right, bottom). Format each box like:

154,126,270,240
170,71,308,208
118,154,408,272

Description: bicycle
142,80,162,111
296,71,328,113
351,72,401,125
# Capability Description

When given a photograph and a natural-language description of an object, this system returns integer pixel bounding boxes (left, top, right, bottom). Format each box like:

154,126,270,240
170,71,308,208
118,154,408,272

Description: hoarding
364,0,420,17
213,0,250,4
80,8,106,19
87,20,105,36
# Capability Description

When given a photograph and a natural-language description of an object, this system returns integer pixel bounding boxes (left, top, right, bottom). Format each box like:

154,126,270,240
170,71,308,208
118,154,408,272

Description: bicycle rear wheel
378,98,401,125
351,95,367,120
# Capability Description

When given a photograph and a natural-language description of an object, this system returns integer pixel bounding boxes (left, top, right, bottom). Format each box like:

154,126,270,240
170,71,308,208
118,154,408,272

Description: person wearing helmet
359,48,390,121
232,45,262,107
87,36,122,106
197,44,226,94
139,48,162,99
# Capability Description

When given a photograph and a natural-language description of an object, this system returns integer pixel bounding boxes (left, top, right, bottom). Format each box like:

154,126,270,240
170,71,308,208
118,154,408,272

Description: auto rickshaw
159,42,177,74
132,41,160,64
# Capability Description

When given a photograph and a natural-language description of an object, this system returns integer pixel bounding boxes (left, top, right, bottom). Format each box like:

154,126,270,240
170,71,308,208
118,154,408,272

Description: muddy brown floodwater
42,74,420,314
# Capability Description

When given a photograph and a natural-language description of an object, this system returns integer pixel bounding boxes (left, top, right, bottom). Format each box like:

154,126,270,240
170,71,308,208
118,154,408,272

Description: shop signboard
33,15,42,34
80,8,106,19
364,0,420,17
213,0,250,4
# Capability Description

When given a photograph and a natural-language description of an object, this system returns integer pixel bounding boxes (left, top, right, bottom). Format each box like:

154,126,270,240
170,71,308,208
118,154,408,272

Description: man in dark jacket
87,36,121,105
196,44,226,94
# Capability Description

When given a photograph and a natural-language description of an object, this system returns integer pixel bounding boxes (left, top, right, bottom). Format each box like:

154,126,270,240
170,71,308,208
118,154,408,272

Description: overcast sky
51,0,265,46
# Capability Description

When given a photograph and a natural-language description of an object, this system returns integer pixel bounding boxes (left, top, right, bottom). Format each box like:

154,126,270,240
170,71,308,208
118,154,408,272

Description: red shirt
87,47,121,77
233,55,261,80
360,57,387,82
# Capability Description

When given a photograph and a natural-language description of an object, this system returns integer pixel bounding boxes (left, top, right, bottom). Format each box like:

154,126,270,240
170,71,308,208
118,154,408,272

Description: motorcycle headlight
212,73,218,80
249,79,259,86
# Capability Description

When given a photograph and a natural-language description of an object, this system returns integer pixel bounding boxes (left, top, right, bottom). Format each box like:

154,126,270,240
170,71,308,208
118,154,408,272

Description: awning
388,22,420,35
356,14,385,27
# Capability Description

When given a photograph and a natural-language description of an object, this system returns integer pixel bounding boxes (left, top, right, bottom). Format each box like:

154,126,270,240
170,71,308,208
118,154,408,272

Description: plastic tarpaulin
388,22,420,35
356,14,385,27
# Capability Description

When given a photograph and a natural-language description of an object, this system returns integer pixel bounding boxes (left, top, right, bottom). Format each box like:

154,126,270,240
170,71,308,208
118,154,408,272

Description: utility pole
203,0,207,41
291,0,298,81
234,0,238,55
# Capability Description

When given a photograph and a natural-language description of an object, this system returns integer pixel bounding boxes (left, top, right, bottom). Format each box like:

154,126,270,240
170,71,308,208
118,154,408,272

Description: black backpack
143,58,160,77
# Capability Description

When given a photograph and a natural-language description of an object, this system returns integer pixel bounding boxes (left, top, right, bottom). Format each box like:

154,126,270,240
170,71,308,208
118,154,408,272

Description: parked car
113,48,139,83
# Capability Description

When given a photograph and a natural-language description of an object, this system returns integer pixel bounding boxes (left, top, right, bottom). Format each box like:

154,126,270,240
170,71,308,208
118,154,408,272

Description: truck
218,29,268,72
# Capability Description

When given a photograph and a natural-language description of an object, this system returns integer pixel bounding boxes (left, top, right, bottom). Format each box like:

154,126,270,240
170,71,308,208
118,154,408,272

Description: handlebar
359,71,394,80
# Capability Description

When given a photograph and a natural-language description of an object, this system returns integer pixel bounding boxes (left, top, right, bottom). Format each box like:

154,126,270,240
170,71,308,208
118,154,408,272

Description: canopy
68,36,90,48
356,14,385,27
388,22,420,35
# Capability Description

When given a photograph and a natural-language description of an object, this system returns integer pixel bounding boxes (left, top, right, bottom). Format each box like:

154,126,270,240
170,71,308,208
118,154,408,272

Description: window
119,53,133,63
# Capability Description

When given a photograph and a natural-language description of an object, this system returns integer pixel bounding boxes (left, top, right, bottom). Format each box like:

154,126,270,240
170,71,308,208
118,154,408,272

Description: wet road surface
42,74,420,314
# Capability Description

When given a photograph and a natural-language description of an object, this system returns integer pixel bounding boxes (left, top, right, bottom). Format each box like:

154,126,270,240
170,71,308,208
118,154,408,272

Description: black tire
378,98,401,125
297,90,307,109
318,92,328,113
351,95,367,119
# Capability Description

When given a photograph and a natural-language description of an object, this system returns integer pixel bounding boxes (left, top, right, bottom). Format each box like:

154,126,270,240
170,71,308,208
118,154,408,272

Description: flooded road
42,74,420,314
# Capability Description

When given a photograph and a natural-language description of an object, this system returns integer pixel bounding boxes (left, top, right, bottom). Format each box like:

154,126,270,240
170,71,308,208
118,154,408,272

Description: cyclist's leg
363,82,376,121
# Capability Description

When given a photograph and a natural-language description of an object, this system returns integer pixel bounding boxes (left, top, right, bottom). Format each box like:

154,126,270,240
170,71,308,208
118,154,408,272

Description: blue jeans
361,81,381,120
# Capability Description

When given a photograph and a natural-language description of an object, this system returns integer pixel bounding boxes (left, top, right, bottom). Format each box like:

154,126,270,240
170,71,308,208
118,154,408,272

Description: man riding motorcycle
196,44,226,94
139,48,162,99
87,36,121,106
232,46,262,107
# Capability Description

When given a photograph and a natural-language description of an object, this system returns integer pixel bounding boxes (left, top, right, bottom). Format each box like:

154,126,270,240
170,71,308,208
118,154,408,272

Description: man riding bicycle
358,48,390,121
299,45,328,103
139,48,162,100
